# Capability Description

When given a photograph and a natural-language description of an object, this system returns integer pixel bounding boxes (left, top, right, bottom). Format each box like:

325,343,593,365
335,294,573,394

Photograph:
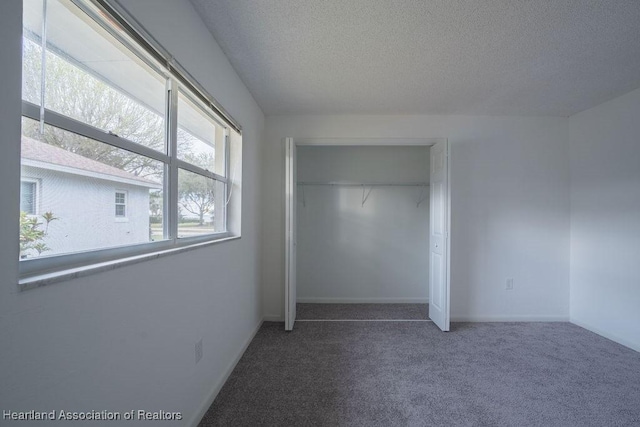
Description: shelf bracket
416,186,428,208
361,185,373,207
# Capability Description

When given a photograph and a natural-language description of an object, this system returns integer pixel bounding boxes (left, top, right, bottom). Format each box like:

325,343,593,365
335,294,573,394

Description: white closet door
284,137,297,331
429,140,450,331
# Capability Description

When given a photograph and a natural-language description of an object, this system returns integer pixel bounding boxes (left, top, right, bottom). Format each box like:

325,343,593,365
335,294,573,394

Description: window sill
18,235,241,291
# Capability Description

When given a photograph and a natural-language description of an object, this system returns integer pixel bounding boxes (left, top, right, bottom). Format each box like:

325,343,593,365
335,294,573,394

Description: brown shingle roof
21,136,160,187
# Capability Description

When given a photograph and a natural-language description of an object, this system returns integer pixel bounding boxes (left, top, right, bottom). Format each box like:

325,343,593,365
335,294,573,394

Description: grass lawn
150,222,217,240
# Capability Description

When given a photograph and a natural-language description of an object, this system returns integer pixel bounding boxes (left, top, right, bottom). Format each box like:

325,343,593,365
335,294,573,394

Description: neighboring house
20,136,161,257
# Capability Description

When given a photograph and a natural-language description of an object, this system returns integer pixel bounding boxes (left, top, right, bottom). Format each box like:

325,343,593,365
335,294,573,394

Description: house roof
21,136,161,188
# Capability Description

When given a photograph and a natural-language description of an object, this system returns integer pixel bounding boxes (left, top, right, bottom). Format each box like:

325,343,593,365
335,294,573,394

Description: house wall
296,145,430,303
568,87,640,352
263,115,571,322
21,166,153,257
0,1,264,427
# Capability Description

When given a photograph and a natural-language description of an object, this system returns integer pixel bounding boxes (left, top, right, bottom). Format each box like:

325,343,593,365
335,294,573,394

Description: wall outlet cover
506,278,514,290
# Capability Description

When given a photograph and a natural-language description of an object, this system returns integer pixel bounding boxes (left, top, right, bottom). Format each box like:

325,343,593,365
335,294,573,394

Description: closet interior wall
296,145,431,303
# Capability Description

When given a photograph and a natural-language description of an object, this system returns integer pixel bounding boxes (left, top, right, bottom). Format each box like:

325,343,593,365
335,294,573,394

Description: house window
115,192,127,218
20,180,37,215
19,0,241,278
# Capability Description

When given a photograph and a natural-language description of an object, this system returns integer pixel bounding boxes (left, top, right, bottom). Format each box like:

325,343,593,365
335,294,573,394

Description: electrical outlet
505,278,514,290
195,339,203,364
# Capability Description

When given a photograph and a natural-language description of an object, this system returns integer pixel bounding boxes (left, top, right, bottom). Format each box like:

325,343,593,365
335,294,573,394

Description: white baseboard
187,319,264,427
451,315,569,322
262,315,284,322
570,318,640,353
297,297,429,304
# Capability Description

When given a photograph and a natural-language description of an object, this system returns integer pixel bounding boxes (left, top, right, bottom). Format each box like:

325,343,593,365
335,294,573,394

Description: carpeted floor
199,320,640,426
297,303,429,320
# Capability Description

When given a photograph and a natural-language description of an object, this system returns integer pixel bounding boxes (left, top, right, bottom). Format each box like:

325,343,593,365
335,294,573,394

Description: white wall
21,166,152,257
263,115,570,321
0,1,264,426
568,87,640,352
296,146,430,303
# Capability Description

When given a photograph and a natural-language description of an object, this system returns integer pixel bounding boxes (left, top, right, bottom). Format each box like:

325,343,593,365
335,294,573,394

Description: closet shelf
297,182,430,207
297,181,429,187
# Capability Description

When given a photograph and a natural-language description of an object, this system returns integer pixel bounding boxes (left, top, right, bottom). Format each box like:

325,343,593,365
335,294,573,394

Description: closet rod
297,182,429,187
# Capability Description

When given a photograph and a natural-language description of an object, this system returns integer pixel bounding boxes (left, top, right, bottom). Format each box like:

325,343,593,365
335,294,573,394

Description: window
20,180,37,215
115,191,127,218
20,0,241,278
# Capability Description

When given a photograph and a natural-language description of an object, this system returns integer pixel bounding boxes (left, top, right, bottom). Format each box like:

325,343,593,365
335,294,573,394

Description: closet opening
284,138,450,331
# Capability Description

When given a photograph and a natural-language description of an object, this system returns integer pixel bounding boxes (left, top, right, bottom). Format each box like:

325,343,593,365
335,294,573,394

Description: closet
293,145,431,320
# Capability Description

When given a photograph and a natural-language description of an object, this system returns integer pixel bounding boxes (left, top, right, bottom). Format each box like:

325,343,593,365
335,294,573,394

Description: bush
20,211,58,258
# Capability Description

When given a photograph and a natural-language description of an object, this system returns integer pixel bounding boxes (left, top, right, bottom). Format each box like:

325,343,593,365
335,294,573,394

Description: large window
20,0,241,277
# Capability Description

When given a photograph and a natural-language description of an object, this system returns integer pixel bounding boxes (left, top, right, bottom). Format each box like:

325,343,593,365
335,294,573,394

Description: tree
178,153,217,226
22,38,212,181
22,38,165,180
149,191,163,221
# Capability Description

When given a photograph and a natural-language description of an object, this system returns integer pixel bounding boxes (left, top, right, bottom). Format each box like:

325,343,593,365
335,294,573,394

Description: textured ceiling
190,0,640,116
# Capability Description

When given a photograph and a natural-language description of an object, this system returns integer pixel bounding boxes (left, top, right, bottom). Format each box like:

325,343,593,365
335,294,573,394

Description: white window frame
20,178,40,216
19,0,240,280
115,190,127,219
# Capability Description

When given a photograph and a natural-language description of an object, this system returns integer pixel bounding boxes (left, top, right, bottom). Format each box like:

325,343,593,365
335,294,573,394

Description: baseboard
262,315,284,322
451,315,570,322
187,319,264,427
570,318,640,353
296,297,429,304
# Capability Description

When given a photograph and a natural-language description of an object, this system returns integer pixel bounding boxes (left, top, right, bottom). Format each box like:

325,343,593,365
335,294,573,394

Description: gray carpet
199,321,640,426
297,303,429,320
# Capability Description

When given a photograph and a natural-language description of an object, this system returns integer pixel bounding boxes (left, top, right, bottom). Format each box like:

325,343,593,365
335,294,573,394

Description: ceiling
190,0,640,117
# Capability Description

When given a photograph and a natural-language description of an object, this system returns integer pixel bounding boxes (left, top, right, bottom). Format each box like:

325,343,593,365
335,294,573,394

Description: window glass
19,0,237,276
20,181,37,215
20,117,165,259
23,0,168,152
177,91,225,174
177,169,225,238
115,192,127,217
22,1,43,105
